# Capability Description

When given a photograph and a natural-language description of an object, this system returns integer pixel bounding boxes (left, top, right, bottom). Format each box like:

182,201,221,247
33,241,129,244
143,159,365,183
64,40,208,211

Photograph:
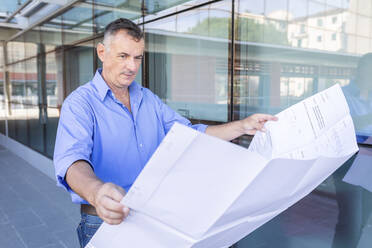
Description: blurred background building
1,0,372,247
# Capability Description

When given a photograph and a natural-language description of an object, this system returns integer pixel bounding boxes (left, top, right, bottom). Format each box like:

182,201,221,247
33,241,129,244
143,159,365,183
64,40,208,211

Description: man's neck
101,71,130,97
101,71,131,111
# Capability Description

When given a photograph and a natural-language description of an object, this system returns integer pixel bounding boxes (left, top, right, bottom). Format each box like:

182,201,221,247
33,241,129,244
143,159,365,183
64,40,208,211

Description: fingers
94,183,130,225
107,184,126,202
242,113,278,135
250,120,266,133
255,113,278,122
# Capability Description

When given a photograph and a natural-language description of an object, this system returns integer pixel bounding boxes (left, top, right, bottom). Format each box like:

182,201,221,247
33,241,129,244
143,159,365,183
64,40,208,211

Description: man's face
97,30,144,89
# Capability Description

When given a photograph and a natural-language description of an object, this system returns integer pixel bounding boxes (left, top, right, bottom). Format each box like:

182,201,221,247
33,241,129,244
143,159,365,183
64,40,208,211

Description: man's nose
125,58,136,72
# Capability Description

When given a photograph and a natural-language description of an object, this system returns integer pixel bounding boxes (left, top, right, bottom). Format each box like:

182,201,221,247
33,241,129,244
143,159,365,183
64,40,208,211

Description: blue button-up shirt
54,69,207,203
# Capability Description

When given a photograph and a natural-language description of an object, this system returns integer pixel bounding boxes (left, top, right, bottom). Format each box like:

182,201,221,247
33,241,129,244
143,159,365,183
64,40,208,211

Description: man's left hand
240,113,278,135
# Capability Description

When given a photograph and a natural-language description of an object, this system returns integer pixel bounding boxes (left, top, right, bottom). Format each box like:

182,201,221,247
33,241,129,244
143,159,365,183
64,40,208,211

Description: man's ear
97,42,105,63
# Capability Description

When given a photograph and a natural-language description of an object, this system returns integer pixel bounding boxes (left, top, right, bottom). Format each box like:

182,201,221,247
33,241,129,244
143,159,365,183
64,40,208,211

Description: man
54,18,277,247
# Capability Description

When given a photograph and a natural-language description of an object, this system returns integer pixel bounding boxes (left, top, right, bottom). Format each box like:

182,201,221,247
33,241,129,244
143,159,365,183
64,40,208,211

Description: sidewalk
0,145,80,248
2,143,372,248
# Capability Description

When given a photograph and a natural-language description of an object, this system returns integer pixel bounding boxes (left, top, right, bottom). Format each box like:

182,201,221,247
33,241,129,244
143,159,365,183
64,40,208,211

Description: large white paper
87,84,358,248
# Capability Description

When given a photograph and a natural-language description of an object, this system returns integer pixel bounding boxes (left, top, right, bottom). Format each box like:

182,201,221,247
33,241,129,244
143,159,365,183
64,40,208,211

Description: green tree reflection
188,17,289,45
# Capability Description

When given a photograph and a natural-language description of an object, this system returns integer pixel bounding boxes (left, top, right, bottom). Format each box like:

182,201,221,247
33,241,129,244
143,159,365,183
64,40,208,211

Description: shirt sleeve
53,92,94,192
153,94,208,134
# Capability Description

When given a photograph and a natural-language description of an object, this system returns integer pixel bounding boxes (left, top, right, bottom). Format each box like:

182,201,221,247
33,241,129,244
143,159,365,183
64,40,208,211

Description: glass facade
2,0,372,247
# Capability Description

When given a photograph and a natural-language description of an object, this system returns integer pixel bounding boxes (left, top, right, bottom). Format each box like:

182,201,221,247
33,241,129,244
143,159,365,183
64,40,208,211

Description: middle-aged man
54,18,277,247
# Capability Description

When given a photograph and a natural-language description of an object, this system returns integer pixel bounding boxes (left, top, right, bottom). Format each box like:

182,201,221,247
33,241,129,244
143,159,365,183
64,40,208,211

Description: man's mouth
121,73,134,78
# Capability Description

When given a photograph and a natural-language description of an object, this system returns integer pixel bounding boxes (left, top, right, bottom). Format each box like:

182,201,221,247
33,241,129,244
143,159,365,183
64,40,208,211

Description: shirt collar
93,68,143,102
93,69,110,101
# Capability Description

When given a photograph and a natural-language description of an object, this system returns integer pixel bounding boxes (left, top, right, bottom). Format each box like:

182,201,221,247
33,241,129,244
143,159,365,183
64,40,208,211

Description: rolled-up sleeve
153,94,208,134
53,92,94,192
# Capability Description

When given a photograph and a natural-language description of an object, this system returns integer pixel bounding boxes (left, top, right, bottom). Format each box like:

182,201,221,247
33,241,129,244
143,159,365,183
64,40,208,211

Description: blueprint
86,84,358,248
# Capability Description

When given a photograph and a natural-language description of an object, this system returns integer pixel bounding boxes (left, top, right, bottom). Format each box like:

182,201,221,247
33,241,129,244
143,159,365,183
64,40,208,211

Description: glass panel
46,106,59,158
308,1,326,22
28,103,44,153
25,57,44,153
327,0,343,8
289,0,308,19
7,103,16,140
144,0,212,22
0,0,28,15
7,30,39,63
235,0,372,247
9,62,27,105
25,59,38,106
145,0,194,14
236,0,264,15
65,41,94,95
265,0,288,20
62,3,94,45
7,61,28,145
0,44,4,68
41,16,63,52
7,37,25,64
0,70,5,134
8,102,28,146
24,28,40,59
236,5,288,46
145,0,230,122
93,0,142,33
45,52,61,108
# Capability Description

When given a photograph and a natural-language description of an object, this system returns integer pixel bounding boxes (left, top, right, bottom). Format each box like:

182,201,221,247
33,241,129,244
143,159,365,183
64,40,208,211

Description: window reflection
7,40,25,64
93,0,142,33
0,70,5,134
144,0,199,15
24,28,40,59
2,0,372,245
235,0,372,247
62,4,94,45
0,0,28,15
28,103,44,153
146,0,230,122
41,17,63,52
65,41,94,95
45,52,59,107
9,62,27,105
0,46,3,68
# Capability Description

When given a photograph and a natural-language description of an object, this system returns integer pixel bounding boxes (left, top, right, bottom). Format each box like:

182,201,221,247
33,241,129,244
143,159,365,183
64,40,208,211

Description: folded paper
87,84,358,248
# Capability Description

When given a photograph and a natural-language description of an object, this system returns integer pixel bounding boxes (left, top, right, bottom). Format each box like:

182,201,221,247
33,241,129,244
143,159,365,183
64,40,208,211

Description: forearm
205,120,244,141
65,160,103,206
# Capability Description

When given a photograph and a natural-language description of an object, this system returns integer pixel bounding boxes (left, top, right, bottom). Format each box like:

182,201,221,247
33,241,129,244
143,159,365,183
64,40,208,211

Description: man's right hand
65,161,130,225
92,182,130,225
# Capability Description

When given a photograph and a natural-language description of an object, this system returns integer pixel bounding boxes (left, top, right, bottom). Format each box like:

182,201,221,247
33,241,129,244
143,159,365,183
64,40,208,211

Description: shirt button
139,144,143,147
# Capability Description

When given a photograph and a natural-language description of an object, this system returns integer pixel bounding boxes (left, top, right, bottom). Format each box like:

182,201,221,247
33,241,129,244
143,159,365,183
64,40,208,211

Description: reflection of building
1,1,372,248
288,8,349,52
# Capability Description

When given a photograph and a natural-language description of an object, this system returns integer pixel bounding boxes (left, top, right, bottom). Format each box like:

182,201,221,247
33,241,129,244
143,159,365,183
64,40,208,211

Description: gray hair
103,18,143,50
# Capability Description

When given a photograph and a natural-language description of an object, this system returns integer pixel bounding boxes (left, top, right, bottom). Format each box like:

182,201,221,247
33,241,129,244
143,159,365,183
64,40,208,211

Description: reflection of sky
94,0,127,7
94,11,140,31
237,0,349,20
265,0,287,16
146,1,231,33
308,1,326,16
288,0,307,18
0,0,27,13
63,6,94,24
237,0,263,14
